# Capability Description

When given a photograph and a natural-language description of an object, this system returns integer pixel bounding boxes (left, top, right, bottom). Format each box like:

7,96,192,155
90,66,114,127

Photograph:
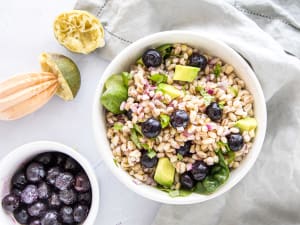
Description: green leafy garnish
194,151,230,194
217,141,231,153
150,74,168,84
133,124,143,136
147,149,157,159
217,141,235,164
157,186,192,197
214,64,221,77
160,114,170,128
218,101,225,109
228,86,239,97
136,57,144,66
177,153,183,161
130,128,142,149
113,123,123,131
156,44,173,59
113,158,119,167
122,72,132,87
196,86,215,106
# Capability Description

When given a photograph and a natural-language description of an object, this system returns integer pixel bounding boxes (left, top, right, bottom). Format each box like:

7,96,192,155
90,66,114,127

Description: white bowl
93,31,267,204
0,141,99,224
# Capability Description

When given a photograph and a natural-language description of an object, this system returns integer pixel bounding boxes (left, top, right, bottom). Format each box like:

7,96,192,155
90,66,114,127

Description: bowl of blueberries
0,141,99,225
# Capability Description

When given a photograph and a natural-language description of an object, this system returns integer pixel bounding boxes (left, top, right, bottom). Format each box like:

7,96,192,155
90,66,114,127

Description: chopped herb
147,149,157,159
122,72,132,87
177,153,183,161
141,143,150,150
214,64,221,77
130,128,142,149
218,101,225,109
113,123,123,131
160,114,170,128
133,124,143,136
113,158,119,167
136,57,144,66
196,86,215,106
156,44,173,59
150,74,168,84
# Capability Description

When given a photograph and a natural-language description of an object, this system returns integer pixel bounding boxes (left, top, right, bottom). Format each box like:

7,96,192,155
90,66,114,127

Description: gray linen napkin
75,0,300,224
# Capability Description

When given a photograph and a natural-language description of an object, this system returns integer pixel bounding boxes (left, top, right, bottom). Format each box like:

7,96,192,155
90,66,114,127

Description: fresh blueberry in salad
125,109,133,120
170,110,189,128
191,161,209,181
12,171,27,189
206,102,222,121
21,185,39,204
188,53,207,70
60,206,74,224
26,162,46,183
1,194,20,212
141,151,158,168
227,133,244,151
73,204,89,223
141,118,162,138
176,141,192,156
14,206,29,224
180,172,195,189
142,49,162,67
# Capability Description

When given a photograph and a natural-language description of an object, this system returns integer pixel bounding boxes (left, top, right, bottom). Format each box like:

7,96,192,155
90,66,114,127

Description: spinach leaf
217,141,236,164
159,114,170,128
133,124,143,136
150,74,168,84
130,128,142,149
156,44,173,59
122,72,132,87
156,186,192,197
195,151,230,194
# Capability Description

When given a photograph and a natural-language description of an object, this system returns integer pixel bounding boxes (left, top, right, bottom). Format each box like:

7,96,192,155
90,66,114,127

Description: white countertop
0,1,160,224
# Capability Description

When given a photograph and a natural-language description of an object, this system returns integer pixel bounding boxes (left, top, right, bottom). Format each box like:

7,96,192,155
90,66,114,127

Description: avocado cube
157,83,182,99
154,158,175,187
235,118,257,131
173,65,200,82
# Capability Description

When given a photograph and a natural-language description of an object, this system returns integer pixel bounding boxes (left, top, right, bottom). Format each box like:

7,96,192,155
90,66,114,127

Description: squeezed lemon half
53,10,105,54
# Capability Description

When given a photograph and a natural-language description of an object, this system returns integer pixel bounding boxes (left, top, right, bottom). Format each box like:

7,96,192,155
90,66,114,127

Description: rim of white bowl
93,30,267,204
0,141,99,224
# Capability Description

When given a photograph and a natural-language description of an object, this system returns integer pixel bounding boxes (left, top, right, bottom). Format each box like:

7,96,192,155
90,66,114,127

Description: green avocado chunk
157,83,182,99
154,158,175,187
173,65,200,82
235,118,257,131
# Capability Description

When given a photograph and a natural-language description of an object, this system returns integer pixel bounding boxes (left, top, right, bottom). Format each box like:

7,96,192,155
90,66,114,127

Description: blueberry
142,49,162,67
26,162,46,183
21,185,39,204
59,189,77,205
54,153,66,167
78,192,92,204
37,182,51,200
141,118,162,138
14,207,29,224
29,219,41,225
41,210,61,225
170,110,189,128
60,206,74,224
48,193,61,209
27,201,47,217
206,102,222,122
125,109,133,120
11,188,22,197
46,167,61,185
73,204,89,223
141,151,158,168
227,133,244,151
12,171,27,189
180,172,195,189
188,53,207,69
191,161,209,181
54,172,74,191
35,153,53,166
176,141,192,156
74,173,90,193
64,157,80,172
1,194,20,212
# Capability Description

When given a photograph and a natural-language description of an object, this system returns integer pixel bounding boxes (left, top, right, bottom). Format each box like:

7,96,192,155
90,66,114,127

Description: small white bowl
93,31,267,204
0,141,99,224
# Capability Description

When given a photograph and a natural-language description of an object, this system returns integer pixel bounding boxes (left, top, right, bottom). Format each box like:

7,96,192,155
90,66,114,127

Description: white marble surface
0,1,160,224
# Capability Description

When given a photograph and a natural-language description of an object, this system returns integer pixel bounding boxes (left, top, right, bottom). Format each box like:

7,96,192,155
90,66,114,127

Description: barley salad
100,43,257,197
